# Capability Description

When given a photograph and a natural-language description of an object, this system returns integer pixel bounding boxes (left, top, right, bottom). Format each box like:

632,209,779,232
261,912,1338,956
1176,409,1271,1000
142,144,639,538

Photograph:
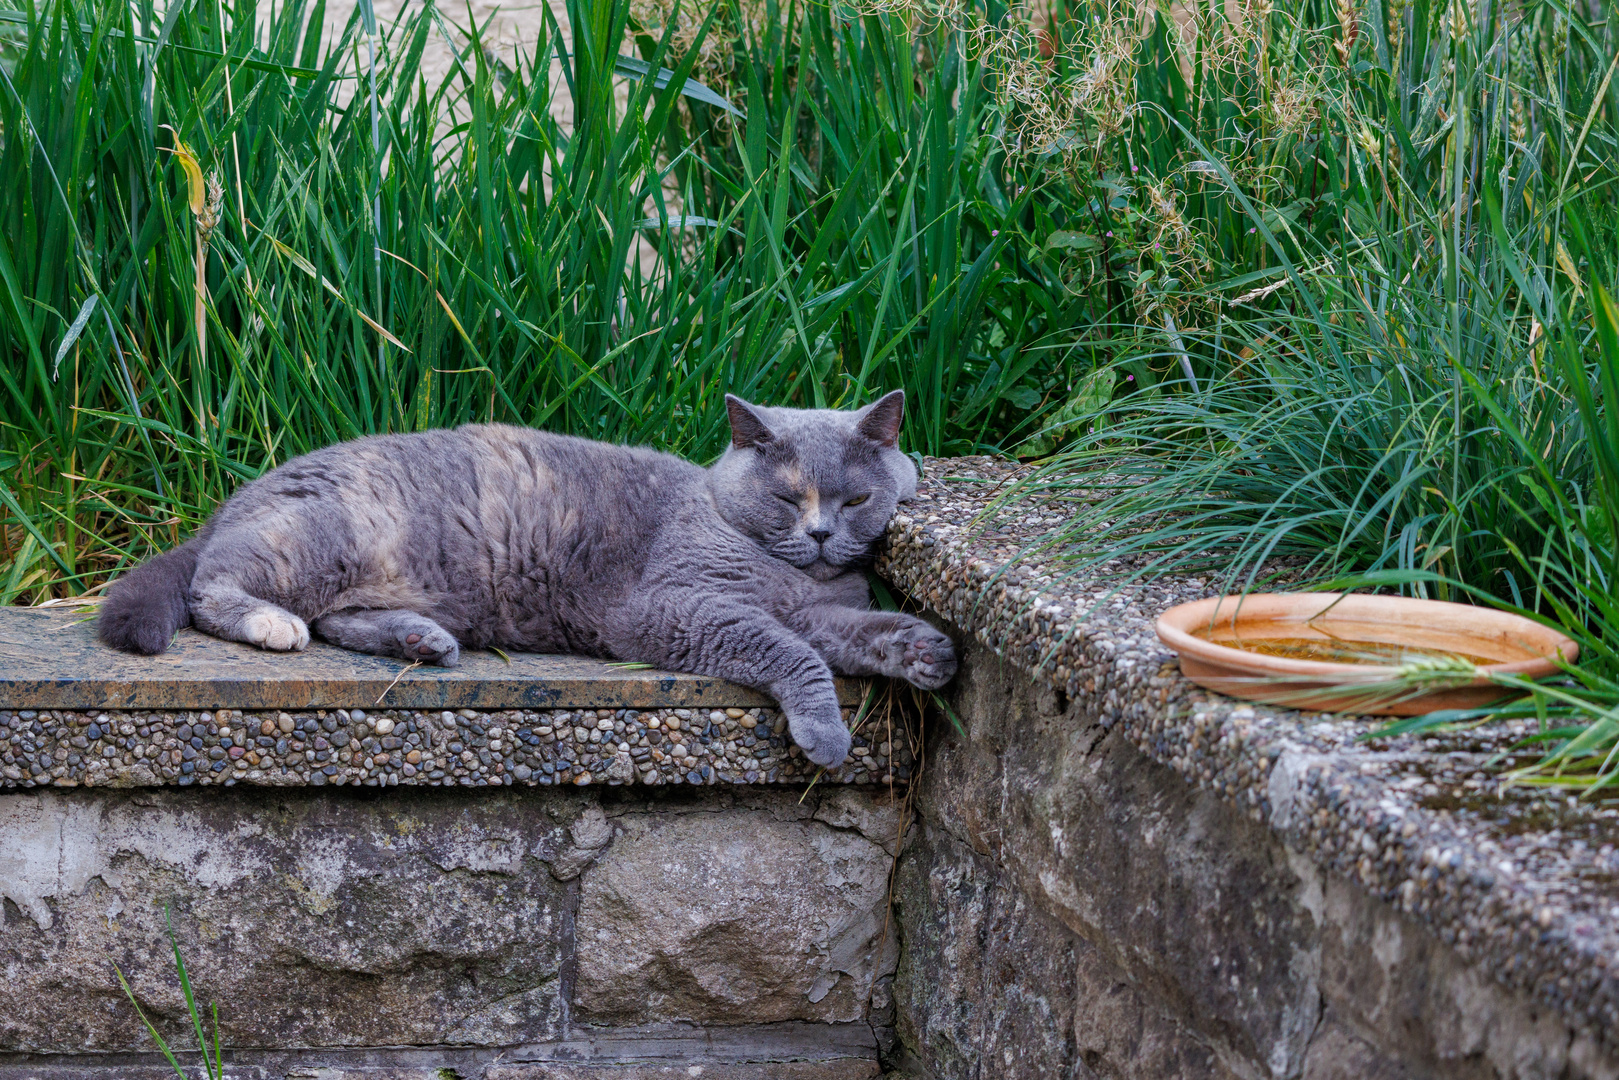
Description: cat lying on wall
97,391,956,768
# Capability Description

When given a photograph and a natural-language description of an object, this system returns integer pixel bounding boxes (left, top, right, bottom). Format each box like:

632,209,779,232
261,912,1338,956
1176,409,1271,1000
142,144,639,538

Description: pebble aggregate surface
0,702,909,788
875,456,1619,1052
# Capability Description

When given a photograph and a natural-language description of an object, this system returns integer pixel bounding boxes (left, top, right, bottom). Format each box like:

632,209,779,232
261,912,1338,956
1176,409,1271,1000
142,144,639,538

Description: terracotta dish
1155,593,1580,716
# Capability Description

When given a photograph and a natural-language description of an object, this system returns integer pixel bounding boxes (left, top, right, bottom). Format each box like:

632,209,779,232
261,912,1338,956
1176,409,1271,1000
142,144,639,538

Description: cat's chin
800,559,851,581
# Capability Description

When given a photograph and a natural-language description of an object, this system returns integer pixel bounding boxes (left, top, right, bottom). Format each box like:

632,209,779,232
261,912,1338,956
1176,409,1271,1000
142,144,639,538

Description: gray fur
97,390,955,767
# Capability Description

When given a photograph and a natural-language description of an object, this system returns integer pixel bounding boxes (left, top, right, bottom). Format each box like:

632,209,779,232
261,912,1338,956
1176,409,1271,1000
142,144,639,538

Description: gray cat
97,391,955,767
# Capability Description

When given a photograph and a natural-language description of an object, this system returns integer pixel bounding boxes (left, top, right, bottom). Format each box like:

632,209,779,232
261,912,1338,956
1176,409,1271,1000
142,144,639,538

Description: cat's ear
855,390,905,448
726,394,776,450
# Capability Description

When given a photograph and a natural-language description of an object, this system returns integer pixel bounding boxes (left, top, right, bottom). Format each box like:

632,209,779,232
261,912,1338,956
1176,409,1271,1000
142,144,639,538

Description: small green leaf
1005,386,1042,410
51,295,98,380
1045,231,1101,252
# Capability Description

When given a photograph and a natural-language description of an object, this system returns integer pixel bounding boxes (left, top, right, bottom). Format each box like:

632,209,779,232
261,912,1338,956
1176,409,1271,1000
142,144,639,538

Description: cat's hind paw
895,623,956,689
243,607,310,652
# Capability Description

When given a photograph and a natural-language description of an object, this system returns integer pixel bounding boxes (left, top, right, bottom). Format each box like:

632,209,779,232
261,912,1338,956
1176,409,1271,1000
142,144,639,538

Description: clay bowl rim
1155,593,1580,685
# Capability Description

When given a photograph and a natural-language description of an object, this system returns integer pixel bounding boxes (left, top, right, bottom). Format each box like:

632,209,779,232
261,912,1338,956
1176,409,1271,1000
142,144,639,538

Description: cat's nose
807,526,833,544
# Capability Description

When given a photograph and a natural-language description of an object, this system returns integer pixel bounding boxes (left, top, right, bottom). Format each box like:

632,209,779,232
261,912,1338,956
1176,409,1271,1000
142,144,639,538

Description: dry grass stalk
194,173,224,363
161,127,225,362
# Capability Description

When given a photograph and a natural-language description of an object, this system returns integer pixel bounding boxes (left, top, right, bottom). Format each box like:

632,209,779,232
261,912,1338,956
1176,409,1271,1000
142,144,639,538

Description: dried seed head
1267,75,1318,135
197,172,225,248
1356,123,1383,169
1147,182,1192,250
1510,92,1528,144
1386,0,1407,61
1334,0,1360,65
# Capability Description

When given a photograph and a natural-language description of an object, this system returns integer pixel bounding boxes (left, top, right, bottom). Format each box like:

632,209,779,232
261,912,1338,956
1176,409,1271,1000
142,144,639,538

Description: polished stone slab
0,606,860,710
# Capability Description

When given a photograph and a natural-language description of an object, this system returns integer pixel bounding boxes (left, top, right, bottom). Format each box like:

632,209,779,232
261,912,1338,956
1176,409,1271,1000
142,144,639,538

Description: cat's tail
97,538,204,655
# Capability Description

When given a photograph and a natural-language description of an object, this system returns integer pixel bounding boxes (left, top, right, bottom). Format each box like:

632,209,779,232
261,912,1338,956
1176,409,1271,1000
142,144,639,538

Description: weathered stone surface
0,786,579,1051
893,824,1080,1080
902,635,1319,1078
576,791,900,1025
1301,1015,1419,1080
0,608,862,711
0,1066,878,1080
1311,868,1587,1079
0,785,899,1066
893,632,1619,1080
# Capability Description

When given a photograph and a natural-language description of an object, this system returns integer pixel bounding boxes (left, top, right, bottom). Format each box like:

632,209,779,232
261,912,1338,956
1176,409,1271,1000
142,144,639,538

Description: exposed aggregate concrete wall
890,635,1604,1080
878,458,1619,1080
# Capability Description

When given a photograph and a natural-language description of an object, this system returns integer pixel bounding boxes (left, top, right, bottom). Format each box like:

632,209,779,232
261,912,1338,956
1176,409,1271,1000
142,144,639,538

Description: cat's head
710,390,918,580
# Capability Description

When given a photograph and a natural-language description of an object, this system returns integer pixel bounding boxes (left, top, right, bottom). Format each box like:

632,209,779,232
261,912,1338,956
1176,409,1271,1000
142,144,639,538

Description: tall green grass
0,0,1092,600
995,0,1616,569
997,0,1619,784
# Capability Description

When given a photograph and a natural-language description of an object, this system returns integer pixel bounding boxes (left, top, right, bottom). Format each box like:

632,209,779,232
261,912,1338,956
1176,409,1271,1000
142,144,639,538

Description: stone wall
0,783,898,1079
888,633,1606,1080
10,456,1619,1080
875,455,1619,1080
0,609,908,1079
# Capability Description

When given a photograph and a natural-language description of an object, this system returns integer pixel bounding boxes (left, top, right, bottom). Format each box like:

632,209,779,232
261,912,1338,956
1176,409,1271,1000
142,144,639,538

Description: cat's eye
774,493,800,508
844,494,870,507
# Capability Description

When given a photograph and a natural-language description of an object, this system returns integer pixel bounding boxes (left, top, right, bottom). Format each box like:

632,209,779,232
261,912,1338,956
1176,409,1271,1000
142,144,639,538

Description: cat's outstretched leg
785,606,957,689
313,609,461,666
191,580,310,652
626,601,852,768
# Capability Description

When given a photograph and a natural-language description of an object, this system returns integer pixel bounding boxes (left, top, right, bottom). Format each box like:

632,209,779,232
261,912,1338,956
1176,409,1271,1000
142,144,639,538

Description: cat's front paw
893,622,956,689
787,701,853,769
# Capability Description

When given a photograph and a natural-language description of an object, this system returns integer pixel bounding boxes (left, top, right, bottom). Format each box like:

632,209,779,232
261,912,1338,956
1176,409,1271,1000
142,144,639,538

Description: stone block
575,793,899,1025
0,786,582,1052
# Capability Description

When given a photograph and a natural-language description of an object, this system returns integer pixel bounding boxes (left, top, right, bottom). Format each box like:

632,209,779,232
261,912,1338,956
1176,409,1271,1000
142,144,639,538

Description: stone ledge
0,608,865,712
0,611,906,790
877,456,1619,1063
